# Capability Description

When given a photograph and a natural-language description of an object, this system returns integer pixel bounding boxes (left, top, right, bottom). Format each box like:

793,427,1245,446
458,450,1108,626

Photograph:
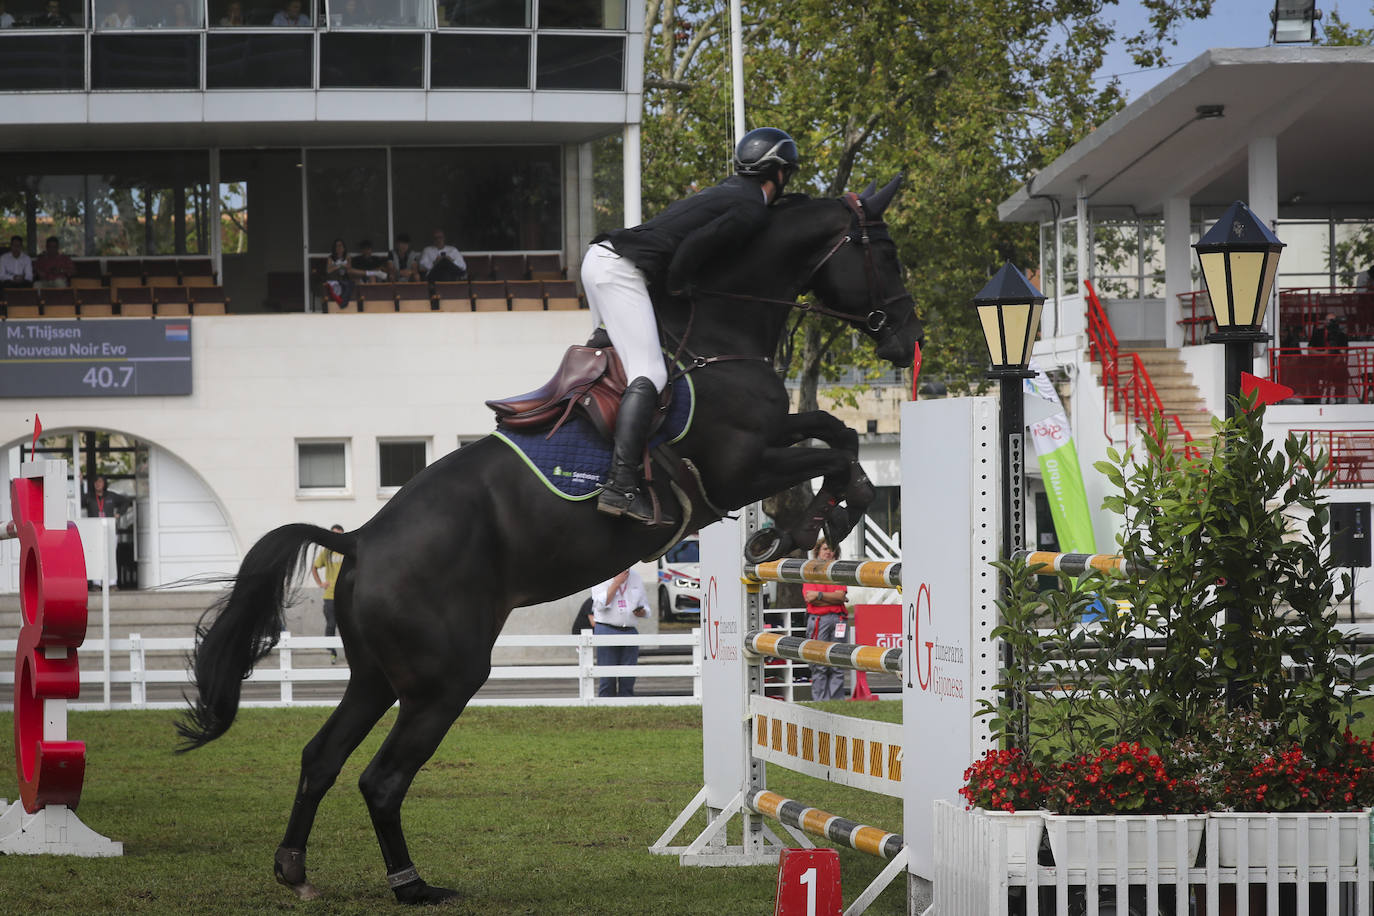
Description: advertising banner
1024,362,1096,553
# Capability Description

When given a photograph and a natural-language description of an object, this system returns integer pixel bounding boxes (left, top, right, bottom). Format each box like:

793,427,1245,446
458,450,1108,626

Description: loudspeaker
1331,502,1371,568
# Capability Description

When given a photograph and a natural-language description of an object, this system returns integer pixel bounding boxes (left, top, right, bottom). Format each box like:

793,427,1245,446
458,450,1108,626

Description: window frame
377,436,431,495
296,437,352,497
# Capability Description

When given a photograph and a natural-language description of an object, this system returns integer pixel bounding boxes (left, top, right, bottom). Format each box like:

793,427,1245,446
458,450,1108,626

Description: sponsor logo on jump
907,582,965,700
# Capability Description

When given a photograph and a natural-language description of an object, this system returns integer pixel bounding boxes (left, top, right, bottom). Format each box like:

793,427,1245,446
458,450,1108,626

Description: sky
1100,0,1374,101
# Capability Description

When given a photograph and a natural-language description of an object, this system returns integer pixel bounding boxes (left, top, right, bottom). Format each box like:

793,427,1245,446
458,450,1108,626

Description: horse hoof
286,881,321,901
744,529,791,564
274,846,319,899
394,880,460,906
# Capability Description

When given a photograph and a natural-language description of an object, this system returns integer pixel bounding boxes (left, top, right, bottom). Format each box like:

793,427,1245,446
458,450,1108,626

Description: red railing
1279,288,1374,340
1177,290,1215,345
1287,429,1374,487
1268,346,1374,404
1084,280,1201,459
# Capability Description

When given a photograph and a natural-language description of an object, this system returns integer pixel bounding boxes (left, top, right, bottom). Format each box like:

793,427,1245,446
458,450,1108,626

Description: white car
656,536,700,622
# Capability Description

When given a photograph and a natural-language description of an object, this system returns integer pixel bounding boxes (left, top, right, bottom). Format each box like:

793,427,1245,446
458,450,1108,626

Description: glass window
535,34,622,90
538,0,622,29
264,0,315,25
0,35,85,90
305,149,389,256
297,440,350,492
207,33,313,87
319,33,423,87
0,151,212,257
92,34,200,89
26,0,85,27
378,439,428,489
390,147,561,252
438,0,525,27
327,0,432,28
664,538,698,564
430,34,528,87
208,0,248,25
93,0,203,28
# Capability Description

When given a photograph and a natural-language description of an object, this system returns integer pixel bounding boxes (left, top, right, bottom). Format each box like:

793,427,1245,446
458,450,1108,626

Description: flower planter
975,809,1045,865
1209,810,1368,868
1043,814,1205,870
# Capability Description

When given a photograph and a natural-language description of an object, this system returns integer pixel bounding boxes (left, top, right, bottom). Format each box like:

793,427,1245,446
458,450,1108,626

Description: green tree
638,0,1214,536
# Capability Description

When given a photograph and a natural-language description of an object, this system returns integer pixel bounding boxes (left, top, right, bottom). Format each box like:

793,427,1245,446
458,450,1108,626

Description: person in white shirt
100,0,135,27
0,0,15,27
0,236,33,288
590,568,649,697
418,229,467,282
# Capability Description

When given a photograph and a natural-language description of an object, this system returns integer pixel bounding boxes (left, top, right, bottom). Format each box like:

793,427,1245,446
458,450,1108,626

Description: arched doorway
0,428,239,592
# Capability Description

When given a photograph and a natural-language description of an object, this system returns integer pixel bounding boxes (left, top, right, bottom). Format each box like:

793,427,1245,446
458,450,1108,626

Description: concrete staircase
1085,347,1217,455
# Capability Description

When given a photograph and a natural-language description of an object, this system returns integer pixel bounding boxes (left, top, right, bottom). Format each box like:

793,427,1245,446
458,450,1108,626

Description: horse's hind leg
360,671,489,905
275,667,397,900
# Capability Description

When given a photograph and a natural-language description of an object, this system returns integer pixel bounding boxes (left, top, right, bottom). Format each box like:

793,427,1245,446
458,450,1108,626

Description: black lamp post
1193,200,1284,710
971,262,1046,562
1194,200,1285,420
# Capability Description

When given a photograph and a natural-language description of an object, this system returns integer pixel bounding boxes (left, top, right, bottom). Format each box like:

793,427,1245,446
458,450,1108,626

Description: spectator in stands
387,233,421,282
33,236,75,289
0,235,33,289
349,239,388,283
1310,312,1350,404
322,238,354,307
218,0,244,23
100,0,134,26
165,0,192,26
272,0,310,25
36,0,75,25
0,0,15,27
419,229,467,282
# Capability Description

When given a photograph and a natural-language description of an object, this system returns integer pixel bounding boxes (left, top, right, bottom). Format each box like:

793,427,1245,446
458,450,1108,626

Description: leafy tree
637,0,1214,537
1321,3,1374,45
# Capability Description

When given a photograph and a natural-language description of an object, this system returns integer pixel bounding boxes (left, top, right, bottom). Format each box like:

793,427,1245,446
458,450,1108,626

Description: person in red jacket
803,537,850,701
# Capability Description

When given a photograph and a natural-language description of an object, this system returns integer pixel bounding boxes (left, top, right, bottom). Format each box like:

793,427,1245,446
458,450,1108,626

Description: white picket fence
935,802,1374,915
0,629,703,711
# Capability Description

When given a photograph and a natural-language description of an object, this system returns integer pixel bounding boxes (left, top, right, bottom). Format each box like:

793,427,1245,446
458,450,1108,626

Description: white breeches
580,244,667,392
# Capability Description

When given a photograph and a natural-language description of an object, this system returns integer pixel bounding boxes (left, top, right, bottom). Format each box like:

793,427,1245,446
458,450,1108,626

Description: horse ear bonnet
859,175,904,218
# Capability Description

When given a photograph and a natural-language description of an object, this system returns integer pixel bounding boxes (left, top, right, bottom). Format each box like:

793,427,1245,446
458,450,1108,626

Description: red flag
31,414,41,451
910,341,923,401
1241,372,1294,407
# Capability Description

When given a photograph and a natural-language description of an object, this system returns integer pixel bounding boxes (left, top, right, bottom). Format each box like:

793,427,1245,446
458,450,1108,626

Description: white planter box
1209,810,1370,868
1043,814,1205,869
975,809,1045,865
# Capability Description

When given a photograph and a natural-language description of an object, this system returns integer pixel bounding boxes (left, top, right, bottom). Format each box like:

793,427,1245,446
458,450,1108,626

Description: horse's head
806,176,923,367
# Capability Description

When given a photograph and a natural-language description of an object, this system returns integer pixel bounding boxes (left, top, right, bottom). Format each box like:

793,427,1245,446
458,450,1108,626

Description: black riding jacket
598,175,771,294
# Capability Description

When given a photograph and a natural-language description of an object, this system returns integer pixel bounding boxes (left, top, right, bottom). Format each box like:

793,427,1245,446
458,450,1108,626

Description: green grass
0,704,907,915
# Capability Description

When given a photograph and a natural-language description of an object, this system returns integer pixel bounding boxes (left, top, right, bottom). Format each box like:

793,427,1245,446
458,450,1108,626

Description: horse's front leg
768,412,877,551
735,442,862,563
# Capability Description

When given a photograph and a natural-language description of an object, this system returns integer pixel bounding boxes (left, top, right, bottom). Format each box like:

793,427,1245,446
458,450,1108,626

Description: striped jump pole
742,557,901,589
745,630,903,677
747,789,905,861
1011,549,1151,578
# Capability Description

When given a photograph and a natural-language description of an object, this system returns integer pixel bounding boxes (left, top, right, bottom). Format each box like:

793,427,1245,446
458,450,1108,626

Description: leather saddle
486,336,668,441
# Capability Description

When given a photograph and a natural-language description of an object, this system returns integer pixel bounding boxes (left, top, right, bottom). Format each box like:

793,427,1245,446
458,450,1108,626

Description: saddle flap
485,345,620,419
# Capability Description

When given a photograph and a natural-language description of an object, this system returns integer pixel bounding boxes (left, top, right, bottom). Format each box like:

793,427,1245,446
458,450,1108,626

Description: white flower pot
1044,814,1205,869
975,809,1045,865
1209,811,1367,868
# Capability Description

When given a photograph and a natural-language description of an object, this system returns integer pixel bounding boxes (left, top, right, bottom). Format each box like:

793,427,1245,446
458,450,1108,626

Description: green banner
1034,433,1095,553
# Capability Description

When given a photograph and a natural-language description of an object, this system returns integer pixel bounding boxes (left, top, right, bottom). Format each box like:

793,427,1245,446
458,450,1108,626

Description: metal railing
1279,287,1374,340
1288,428,1374,488
1085,280,1200,459
1268,346,1374,405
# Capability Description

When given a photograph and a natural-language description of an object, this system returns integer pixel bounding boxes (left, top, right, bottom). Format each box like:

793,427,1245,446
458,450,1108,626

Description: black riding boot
598,376,670,525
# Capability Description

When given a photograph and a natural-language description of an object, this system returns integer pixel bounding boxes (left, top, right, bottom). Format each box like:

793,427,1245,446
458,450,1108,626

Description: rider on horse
581,126,801,526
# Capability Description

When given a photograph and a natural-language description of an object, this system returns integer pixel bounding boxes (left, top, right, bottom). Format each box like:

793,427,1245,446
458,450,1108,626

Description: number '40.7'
83,366,133,388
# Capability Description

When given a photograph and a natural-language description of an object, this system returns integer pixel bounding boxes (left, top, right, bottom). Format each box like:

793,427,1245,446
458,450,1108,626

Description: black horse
176,177,922,905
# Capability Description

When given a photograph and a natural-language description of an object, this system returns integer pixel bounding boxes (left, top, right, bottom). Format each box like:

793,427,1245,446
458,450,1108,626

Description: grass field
0,703,909,915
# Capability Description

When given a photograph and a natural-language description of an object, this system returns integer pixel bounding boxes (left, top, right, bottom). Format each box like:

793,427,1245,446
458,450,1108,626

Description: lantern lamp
1193,200,1285,341
971,262,1046,377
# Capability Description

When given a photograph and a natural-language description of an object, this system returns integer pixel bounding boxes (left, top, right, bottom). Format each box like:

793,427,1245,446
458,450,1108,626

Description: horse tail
175,523,355,752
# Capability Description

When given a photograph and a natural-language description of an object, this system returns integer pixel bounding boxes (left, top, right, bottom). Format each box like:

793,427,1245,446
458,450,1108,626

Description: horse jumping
175,178,922,904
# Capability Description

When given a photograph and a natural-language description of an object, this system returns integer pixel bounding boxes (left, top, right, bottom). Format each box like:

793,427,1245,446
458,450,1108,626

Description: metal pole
1221,335,1259,710
728,0,745,144
1000,376,1026,561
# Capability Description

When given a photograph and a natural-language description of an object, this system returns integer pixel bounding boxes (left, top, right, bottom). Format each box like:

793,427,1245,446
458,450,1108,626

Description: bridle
664,194,911,374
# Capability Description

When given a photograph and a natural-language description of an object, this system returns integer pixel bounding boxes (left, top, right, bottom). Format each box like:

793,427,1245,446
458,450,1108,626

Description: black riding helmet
734,127,799,191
